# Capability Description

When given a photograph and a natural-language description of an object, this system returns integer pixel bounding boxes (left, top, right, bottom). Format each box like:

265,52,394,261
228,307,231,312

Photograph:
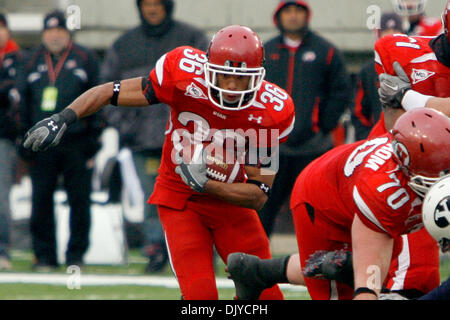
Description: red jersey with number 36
143,46,295,210
368,34,450,138
290,134,423,240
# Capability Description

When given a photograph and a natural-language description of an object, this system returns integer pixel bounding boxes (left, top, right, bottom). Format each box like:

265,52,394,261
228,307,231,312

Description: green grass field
0,249,311,300
0,249,448,300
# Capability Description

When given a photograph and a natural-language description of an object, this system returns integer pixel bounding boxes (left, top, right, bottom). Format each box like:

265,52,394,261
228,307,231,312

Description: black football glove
378,61,411,109
23,108,78,152
302,249,354,288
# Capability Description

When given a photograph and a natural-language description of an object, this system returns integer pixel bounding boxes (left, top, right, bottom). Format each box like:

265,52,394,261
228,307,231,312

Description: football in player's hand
180,142,247,183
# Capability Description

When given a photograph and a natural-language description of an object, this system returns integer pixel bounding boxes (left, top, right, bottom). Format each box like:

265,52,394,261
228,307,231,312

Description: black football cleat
226,252,268,300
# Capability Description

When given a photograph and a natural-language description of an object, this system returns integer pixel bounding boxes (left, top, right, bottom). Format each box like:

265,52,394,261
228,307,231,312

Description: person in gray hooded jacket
100,0,209,272
258,1,353,238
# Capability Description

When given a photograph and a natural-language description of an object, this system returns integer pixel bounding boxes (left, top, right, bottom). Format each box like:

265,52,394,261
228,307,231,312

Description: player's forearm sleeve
141,77,160,105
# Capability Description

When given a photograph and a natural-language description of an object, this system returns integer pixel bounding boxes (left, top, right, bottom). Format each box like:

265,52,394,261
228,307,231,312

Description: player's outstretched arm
68,77,149,118
351,215,393,300
23,77,149,152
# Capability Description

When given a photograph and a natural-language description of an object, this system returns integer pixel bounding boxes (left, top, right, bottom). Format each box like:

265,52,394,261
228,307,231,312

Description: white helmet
422,174,450,252
391,0,427,16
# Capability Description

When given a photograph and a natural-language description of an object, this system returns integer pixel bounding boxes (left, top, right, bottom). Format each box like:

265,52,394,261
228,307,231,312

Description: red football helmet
205,25,265,111
391,108,450,197
442,0,450,44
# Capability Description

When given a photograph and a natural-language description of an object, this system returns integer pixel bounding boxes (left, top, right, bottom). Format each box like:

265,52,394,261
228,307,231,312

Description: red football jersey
368,34,450,138
144,46,295,209
290,134,423,240
375,34,450,96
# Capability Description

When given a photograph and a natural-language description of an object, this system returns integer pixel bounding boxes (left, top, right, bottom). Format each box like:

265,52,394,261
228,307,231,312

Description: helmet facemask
392,0,427,16
396,153,450,198
204,61,265,111
408,174,442,198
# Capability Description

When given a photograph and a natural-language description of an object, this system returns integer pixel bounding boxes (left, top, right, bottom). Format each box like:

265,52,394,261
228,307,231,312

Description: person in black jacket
18,10,104,271
0,13,21,271
101,0,209,273
352,12,403,141
259,0,353,237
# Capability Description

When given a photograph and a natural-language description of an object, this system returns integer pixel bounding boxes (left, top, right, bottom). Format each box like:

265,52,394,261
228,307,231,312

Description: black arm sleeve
141,76,160,105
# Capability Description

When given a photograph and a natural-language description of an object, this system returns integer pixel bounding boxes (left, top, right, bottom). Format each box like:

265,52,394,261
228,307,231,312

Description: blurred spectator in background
0,12,21,271
352,12,403,141
100,0,209,273
0,13,19,56
17,10,104,271
391,0,442,36
259,0,352,237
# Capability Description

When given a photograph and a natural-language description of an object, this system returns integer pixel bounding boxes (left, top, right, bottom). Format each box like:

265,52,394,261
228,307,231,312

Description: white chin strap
204,62,265,111
408,174,441,198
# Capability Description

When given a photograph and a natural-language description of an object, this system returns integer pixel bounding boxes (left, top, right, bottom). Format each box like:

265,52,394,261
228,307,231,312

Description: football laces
206,168,227,182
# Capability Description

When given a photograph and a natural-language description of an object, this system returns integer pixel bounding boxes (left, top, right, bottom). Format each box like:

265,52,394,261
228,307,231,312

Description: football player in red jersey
360,1,450,298
22,25,295,300
370,0,450,137
227,108,450,300
391,0,443,36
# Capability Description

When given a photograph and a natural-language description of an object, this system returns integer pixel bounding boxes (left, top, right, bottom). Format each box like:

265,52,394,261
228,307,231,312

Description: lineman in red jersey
21,25,295,300
292,109,450,300
227,108,450,300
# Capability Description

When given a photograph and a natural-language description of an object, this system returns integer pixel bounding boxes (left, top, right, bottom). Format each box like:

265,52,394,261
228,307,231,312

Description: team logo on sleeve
185,82,208,100
411,68,435,84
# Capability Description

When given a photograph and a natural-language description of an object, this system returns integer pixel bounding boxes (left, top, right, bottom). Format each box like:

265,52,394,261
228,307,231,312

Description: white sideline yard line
0,273,306,292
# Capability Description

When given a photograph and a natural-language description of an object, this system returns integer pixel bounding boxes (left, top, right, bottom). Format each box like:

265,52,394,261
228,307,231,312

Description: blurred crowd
0,0,442,273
